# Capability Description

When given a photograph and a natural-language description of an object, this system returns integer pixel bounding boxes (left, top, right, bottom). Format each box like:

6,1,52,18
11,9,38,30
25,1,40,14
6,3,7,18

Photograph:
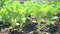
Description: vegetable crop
0,0,59,33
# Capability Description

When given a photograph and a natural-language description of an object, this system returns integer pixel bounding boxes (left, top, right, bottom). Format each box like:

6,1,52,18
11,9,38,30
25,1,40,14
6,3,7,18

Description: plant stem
36,11,42,34
36,19,41,34
19,20,23,31
11,17,15,28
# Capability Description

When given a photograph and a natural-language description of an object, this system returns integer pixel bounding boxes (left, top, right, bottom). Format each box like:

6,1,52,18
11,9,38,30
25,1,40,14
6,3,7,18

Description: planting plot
0,0,60,34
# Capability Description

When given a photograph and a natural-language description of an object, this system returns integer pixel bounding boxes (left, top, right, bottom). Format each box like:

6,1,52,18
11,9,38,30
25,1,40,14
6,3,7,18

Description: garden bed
0,0,60,34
